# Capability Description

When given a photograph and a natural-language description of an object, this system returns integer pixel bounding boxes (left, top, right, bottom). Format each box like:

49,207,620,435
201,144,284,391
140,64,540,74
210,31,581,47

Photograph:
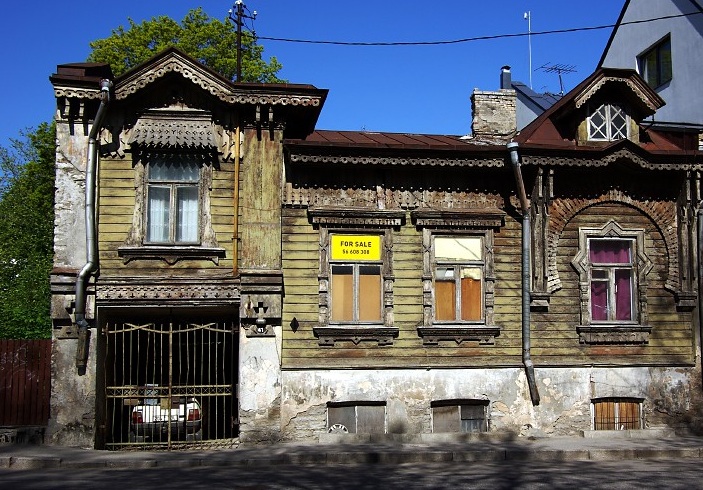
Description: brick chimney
470,66,517,140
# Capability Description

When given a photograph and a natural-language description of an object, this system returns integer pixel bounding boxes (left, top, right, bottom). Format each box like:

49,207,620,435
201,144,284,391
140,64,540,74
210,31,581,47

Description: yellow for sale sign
330,234,381,261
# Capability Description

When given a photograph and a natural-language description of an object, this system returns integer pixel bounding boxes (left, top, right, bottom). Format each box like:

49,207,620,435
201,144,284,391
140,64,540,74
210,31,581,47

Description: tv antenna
537,63,577,95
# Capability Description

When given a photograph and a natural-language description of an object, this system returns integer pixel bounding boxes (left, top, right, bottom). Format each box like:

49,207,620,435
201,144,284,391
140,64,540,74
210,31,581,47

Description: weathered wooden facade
50,49,703,448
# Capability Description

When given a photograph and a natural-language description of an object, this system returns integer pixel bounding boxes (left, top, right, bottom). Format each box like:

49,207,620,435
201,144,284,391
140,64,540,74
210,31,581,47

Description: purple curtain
589,240,630,264
590,240,633,321
615,270,632,320
591,282,608,321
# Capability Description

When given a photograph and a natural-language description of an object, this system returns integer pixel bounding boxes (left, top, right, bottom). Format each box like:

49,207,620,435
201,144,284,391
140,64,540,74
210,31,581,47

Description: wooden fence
0,339,51,426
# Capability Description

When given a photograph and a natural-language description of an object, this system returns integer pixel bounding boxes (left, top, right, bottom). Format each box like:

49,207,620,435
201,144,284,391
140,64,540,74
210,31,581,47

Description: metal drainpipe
698,204,703,384
507,141,540,405
75,79,112,371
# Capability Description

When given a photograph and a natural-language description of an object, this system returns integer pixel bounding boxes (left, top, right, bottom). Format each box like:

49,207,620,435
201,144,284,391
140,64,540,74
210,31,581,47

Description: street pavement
2,432,703,470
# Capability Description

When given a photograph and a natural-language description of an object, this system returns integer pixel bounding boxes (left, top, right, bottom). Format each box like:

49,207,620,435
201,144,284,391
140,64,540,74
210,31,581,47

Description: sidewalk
2,433,703,470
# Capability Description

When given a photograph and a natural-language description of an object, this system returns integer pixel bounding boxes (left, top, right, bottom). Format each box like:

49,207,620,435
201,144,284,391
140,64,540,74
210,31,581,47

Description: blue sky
0,1,624,148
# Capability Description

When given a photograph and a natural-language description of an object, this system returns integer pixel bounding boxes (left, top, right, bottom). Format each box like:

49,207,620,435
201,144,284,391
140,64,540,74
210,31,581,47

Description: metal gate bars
103,318,238,450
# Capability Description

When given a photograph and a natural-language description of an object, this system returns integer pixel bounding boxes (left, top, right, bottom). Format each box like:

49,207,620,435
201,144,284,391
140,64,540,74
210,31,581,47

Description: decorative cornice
288,153,505,168
313,325,399,346
115,53,323,108
523,149,700,171
128,109,217,149
96,279,239,305
574,76,661,112
417,325,501,345
411,208,505,229
577,325,651,345
308,208,406,228
53,85,103,100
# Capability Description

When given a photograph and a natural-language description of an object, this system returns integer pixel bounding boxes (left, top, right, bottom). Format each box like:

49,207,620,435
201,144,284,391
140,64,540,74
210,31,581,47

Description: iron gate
103,317,238,450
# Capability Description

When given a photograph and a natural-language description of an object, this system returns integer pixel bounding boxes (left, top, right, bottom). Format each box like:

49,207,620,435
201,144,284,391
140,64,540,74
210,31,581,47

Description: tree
87,8,283,82
0,123,55,338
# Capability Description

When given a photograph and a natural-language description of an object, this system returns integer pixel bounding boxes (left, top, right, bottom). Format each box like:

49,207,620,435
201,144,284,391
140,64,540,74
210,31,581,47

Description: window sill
577,324,651,345
313,325,399,346
118,245,226,265
418,324,500,345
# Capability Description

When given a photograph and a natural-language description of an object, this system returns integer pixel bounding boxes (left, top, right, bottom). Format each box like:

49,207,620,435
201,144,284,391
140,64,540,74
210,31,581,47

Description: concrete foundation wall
278,365,702,442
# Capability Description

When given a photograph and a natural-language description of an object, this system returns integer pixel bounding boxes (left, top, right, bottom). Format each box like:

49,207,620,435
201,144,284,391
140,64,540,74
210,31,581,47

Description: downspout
75,79,112,371
507,141,540,405
697,202,703,385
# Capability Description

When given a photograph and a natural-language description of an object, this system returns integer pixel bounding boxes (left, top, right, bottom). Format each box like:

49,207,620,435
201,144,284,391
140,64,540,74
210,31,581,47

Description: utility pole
229,1,257,82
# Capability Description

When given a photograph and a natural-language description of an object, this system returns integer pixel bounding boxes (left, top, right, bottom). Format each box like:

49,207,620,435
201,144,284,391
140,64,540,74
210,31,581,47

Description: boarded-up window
593,398,642,430
431,400,488,433
327,402,385,433
434,237,484,322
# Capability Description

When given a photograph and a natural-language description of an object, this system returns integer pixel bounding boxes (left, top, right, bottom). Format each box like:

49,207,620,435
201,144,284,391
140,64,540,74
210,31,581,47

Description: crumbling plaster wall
48,116,98,448
277,365,701,441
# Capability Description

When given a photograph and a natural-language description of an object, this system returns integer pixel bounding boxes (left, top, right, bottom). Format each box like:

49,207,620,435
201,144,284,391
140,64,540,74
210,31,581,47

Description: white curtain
147,186,170,242
176,186,198,242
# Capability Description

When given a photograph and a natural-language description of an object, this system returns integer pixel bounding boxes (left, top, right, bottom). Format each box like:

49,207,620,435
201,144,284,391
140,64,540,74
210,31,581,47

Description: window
588,103,629,141
592,398,642,430
431,400,489,433
571,221,652,344
146,156,200,244
638,36,672,88
308,209,404,346
589,239,634,322
327,402,386,434
414,221,502,345
434,237,484,322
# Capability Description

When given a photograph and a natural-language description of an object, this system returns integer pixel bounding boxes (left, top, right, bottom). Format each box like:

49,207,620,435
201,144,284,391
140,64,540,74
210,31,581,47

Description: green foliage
87,8,283,83
0,123,55,339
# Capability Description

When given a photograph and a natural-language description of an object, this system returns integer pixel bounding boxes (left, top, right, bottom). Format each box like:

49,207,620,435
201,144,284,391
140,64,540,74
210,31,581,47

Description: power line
255,11,702,47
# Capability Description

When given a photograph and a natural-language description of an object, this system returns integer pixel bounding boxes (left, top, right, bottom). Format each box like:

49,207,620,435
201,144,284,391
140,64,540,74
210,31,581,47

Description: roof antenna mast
229,1,257,82
524,11,532,89
538,63,577,96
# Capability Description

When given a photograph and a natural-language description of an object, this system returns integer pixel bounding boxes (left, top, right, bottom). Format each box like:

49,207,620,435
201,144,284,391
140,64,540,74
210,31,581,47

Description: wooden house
49,49,703,448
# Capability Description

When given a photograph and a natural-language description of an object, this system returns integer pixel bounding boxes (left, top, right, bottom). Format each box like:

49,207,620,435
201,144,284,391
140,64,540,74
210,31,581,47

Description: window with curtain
146,157,200,244
433,236,484,322
589,239,634,322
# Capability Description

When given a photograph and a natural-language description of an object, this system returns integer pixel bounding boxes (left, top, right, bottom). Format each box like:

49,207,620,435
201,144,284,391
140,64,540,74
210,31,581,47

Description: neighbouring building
49,48,703,449
599,0,703,131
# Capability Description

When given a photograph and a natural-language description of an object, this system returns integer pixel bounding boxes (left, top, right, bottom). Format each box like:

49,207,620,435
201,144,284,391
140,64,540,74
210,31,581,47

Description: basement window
592,398,642,430
327,401,386,434
431,399,489,433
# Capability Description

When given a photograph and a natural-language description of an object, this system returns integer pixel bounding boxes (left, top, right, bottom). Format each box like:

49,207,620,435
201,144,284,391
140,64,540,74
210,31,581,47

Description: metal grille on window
593,398,642,430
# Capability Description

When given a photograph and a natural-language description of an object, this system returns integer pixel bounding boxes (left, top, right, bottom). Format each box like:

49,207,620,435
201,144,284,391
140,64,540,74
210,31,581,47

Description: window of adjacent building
434,236,484,322
638,36,672,88
592,398,642,430
329,234,383,323
589,239,634,322
588,103,629,141
327,402,386,434
431,400,489,433
146,156,200,244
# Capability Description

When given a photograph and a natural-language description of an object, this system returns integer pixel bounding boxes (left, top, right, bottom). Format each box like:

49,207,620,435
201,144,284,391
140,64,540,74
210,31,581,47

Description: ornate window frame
571,220,652,344
118,150,224,265
587,103,630,142
310,208,402,346
412,209,504,345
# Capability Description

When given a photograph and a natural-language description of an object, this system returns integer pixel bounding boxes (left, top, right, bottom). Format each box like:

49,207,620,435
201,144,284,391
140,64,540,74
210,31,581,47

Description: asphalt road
1,459,701,489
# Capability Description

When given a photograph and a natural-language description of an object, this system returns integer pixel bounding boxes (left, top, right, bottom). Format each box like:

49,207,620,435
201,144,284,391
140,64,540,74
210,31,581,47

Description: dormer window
588,103,629,141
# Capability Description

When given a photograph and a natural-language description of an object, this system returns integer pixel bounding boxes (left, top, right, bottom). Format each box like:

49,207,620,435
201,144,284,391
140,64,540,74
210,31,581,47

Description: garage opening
101,312,239,450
